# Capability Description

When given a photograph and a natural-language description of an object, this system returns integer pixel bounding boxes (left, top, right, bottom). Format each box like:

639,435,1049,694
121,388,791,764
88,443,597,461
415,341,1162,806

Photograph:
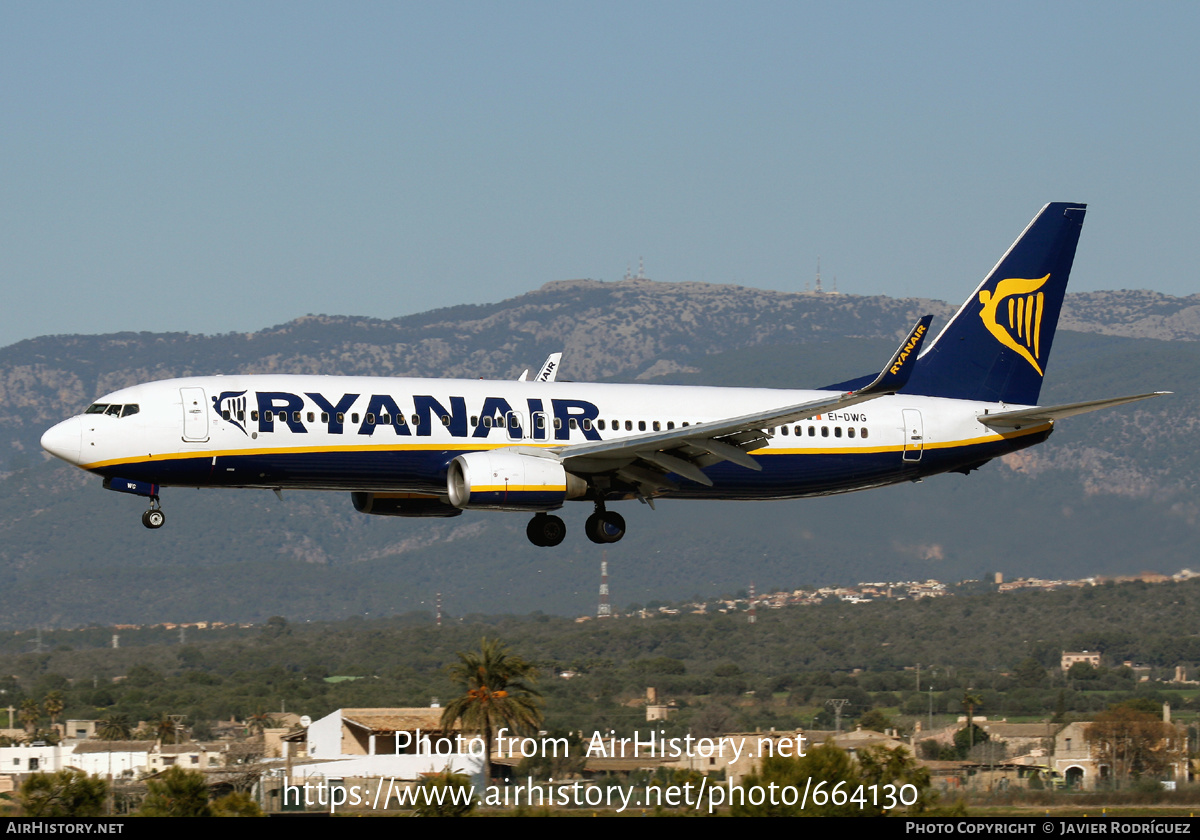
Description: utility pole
826,698,849,734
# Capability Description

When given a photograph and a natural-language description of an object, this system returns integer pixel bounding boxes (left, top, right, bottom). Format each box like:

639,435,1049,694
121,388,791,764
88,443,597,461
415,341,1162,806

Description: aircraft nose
41,416,83,465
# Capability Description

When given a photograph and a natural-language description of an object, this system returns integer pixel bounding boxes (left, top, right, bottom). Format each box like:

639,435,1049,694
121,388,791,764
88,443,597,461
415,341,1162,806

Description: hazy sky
3,2,1197,347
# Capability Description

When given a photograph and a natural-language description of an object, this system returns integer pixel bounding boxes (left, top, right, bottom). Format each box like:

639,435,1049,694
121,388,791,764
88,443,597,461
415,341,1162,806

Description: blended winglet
852,315,933,396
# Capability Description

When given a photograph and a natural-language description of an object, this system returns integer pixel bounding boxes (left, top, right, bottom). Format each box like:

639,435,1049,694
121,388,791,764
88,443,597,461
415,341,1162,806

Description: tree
1013,658,1048,688
151,713,184,745
961,691,983,751
211,791,264,817
412,770,475,817
43,691,65,730
18,770,107,817
19,699,40,737
858,708,893,733
857,744,934,813
139,766,212,817
96,714,133,741
440,638,542,781
733,743,865,817
245,708,277,736
954,723,989,758
1085,706,1182,786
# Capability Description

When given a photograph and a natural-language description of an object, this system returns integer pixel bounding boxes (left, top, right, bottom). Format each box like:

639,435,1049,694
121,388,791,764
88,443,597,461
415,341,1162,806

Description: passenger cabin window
569,418,578,430
861,427,868,439
598,419,606,430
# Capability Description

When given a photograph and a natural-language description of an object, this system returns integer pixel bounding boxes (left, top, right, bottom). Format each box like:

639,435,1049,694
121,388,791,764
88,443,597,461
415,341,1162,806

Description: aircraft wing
555,316,933,492
978,392,1170,428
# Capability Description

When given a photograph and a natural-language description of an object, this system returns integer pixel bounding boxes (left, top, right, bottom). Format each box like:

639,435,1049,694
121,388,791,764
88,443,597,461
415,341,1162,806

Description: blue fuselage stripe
92,430,1048,500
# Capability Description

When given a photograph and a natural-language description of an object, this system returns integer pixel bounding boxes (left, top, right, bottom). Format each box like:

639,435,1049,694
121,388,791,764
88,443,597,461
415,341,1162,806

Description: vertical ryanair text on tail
42,203,1166,547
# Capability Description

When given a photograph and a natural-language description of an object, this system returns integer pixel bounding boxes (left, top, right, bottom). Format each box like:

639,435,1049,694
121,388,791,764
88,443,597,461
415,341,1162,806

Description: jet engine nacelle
447,450,587,511
351,492,463,517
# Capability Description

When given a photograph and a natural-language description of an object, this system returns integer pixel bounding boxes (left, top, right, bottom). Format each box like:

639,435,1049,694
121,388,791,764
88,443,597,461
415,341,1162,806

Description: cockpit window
85,403,139,418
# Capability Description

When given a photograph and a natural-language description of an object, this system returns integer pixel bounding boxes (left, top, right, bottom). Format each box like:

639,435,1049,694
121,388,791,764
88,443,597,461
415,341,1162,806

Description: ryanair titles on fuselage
216,389,605,440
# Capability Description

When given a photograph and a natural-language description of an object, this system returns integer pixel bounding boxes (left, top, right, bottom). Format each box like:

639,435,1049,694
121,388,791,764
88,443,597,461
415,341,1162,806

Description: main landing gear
525,503,627,547
141,495,165,530
585,503,625,545
526,513,567,547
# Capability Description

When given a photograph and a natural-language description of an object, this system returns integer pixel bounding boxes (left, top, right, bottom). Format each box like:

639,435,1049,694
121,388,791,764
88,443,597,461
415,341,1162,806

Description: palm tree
19,700,40,737
96,714,133,741
245,708,276,736
440,638,542,781
43,692,64,732
961,690,984,752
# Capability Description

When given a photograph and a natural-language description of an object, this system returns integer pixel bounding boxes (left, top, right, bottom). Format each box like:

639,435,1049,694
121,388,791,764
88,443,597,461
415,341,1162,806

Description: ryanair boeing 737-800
40,203,1165,547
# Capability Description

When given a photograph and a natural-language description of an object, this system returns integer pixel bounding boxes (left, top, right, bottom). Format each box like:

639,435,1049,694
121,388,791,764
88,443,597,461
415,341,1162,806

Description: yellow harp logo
978,274,1050,376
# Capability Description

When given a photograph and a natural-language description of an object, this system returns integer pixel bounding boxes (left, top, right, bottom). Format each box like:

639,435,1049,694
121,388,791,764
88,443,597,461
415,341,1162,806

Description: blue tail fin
829,202,1086,404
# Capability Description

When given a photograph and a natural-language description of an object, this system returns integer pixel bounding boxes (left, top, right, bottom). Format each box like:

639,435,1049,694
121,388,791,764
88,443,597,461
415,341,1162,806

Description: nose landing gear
141,496,165,530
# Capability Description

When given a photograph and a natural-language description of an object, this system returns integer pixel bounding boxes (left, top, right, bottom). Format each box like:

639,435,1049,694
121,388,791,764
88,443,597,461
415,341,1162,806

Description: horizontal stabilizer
979,392,1170,428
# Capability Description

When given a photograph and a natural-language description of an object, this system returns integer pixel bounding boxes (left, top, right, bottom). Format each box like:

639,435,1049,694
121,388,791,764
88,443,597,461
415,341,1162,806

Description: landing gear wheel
585,510,626,544
526,513,567,547
142,509,165,529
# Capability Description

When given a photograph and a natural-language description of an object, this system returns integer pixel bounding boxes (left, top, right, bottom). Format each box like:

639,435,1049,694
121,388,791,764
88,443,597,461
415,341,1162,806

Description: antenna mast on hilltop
598,551,612,618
